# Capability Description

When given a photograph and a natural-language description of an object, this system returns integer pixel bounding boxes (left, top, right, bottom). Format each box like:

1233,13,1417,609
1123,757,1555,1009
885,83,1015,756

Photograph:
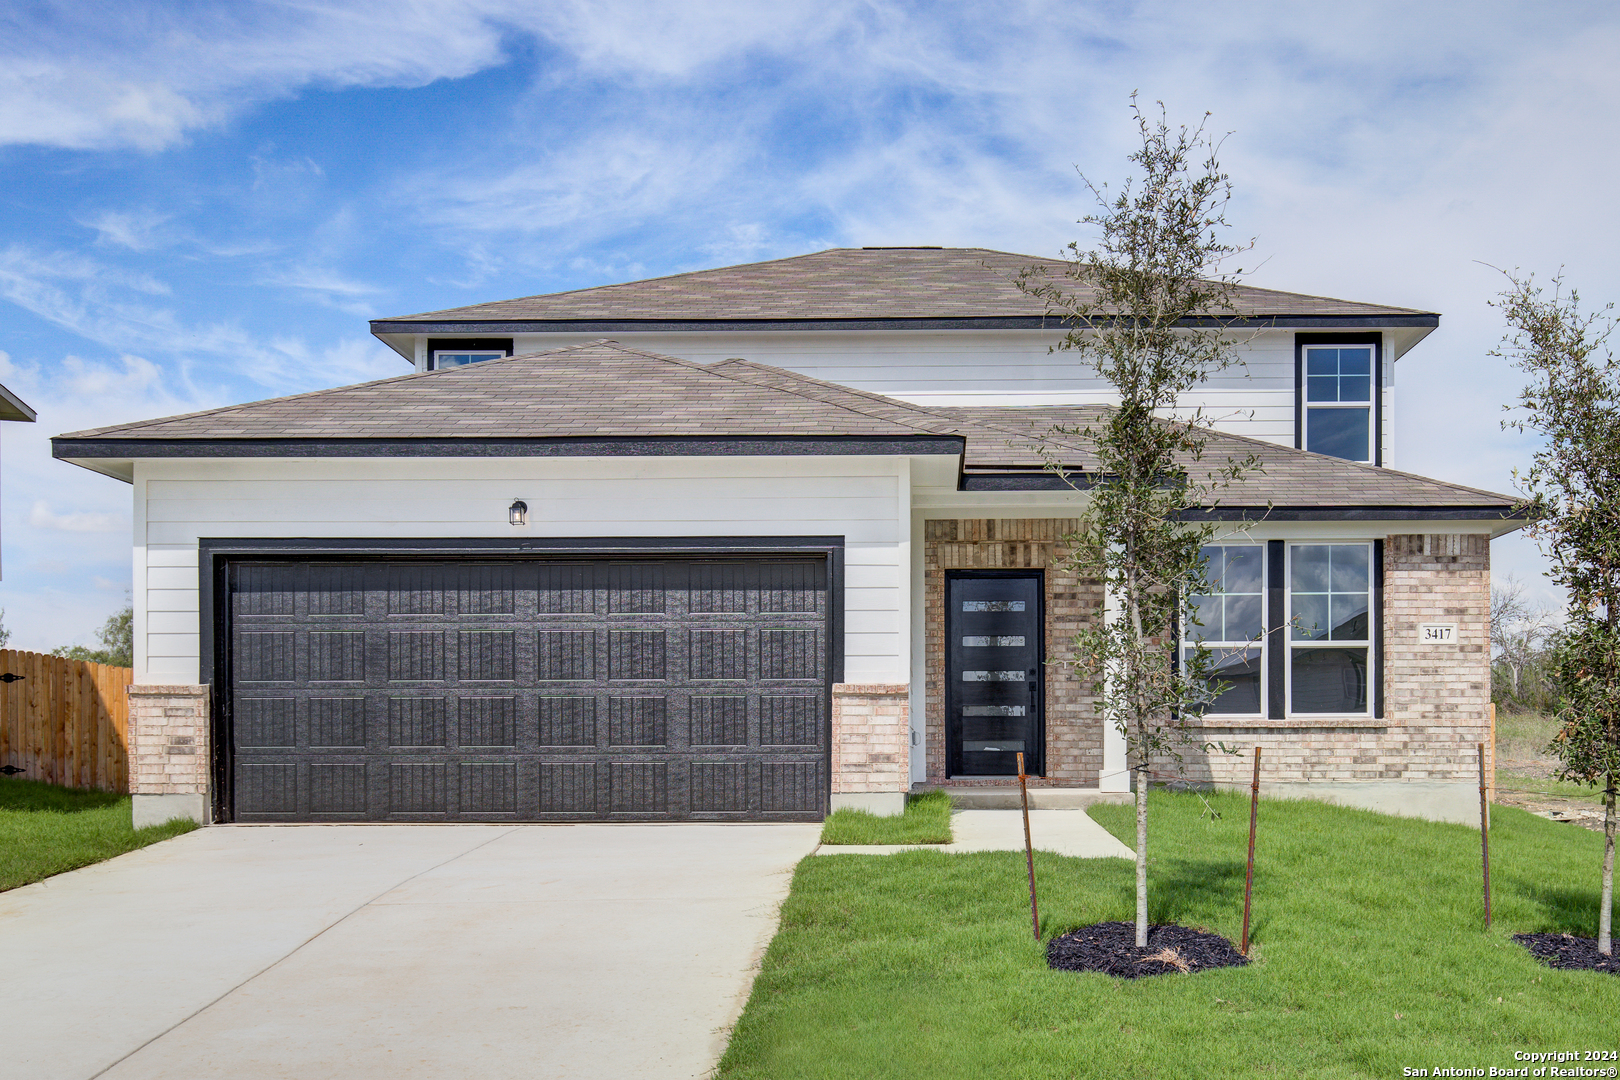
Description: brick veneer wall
127,685,210,796
831,684,909,794
924,519,1103,785
1168,533,1491,785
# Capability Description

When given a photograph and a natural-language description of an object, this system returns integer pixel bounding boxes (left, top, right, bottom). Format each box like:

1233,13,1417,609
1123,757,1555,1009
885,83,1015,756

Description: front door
946,572,1043,776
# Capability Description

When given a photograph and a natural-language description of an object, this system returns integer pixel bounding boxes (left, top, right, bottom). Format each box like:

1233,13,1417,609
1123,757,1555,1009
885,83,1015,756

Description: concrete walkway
815,809,1134,858
0,823,821,1080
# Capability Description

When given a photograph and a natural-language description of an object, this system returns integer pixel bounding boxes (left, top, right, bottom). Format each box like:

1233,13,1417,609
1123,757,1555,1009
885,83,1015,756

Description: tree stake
1242,746,1261,955
1018,751,1040,942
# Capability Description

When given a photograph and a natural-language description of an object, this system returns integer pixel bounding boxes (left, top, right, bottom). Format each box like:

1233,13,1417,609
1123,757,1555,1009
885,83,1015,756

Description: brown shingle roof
56,341,933,441
375,247,1434,325
707,360,1515,510
55,339,1513,515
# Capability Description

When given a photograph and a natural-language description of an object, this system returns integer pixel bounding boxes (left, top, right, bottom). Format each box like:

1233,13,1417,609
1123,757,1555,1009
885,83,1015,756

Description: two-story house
52,248,1521,828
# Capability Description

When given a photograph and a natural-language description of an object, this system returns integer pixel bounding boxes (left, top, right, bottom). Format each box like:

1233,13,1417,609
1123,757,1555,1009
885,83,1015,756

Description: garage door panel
389,761,447,816
761,696,821,746
388,631,445,682
538,630,595,680
458,630,516,681
389,697,447,747
237,631,295,683
228,558,829,822
537,697,597,746
690,696,747,746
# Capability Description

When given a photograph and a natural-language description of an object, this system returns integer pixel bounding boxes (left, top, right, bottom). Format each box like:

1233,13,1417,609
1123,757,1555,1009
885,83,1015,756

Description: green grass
1495,709,1559,760
1494,710,1610,803
0,776,198,892
819,790,954,845
721,790,1620,1079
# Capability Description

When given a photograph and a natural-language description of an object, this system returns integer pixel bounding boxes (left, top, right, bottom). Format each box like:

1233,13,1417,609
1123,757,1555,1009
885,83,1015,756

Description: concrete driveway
0,823,822,1080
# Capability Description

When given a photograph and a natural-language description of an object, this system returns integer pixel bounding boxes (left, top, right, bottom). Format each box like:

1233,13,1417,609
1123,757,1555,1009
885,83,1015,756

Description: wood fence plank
0,650,132,792
0,648,12,771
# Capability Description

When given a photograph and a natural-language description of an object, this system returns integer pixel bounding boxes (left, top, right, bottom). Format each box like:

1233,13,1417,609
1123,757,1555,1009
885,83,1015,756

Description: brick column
830,683,909,815
127,684,211,827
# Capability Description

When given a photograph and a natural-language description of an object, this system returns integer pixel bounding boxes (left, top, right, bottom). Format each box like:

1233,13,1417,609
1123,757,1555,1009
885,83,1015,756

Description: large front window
1303,346,1374,462
1183,544,1265,715
1288,543,1372,714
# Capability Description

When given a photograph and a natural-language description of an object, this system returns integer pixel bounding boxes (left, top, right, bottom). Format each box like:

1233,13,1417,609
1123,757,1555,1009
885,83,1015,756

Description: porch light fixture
508,499,528,526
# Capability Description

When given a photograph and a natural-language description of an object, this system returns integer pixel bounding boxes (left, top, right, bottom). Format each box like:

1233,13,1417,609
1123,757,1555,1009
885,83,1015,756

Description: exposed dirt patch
1495,787,1612,832
1047,921,1249,979
1513,932,1620,975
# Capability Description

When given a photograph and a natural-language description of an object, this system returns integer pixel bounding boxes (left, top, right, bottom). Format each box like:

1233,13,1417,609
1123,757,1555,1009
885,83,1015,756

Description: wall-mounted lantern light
508,499,528,526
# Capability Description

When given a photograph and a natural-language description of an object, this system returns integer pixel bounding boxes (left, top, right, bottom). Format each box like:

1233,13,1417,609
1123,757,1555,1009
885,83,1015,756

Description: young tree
53,605,133,668
1020,97,1253,946
1497,270,1620,955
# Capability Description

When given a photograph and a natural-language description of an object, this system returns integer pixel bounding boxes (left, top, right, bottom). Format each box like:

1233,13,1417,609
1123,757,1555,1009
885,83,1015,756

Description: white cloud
80,209,175,253
0,2,511,150
28,501,122,533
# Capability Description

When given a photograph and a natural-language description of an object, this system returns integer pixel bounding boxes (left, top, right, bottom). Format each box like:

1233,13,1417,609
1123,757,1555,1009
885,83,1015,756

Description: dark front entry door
946,572,1043,776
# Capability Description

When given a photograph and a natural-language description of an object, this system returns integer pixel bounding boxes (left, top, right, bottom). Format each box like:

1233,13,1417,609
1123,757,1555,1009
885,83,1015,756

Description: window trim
1295,332,1382,466
426,337,513,371
1283,540,1378,719
1182,542,1267,719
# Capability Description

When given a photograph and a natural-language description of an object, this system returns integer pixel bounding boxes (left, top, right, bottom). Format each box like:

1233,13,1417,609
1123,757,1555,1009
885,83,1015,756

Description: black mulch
1513,932,1620,975
1047,921,1249,979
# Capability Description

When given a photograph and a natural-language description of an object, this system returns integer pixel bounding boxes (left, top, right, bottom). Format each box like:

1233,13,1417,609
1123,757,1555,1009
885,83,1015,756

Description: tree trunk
1135,756,1149,947
1126,564,1149,948
1602,771,1615,956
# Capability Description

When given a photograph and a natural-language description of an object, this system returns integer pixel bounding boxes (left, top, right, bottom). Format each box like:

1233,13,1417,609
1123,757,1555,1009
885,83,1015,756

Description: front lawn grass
819,790,953,845
0,776,197,892
720,790,1620,1079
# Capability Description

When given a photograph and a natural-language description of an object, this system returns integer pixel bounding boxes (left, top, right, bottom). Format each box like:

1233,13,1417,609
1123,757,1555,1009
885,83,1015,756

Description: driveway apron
0,823,821,1080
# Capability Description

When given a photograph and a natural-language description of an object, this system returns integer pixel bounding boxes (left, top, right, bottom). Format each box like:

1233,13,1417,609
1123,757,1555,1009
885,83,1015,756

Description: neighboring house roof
369,247,1438,335
52,340,1515,522
0,381,36,423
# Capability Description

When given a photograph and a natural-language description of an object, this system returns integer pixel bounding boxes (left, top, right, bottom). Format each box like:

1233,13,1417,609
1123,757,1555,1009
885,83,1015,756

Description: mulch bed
1513,932,1620,975
1047,921,1249,979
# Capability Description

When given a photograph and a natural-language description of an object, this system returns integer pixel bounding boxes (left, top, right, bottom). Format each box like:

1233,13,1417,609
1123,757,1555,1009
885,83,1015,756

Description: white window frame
1182,542,1266,718
1284,541,1375,718
430,348,509,370
1302,345,1375,464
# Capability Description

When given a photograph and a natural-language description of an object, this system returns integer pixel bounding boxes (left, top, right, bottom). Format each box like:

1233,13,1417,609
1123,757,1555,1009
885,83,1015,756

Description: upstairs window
1303,345,1374,462
426,337,513,371
432,349,507,369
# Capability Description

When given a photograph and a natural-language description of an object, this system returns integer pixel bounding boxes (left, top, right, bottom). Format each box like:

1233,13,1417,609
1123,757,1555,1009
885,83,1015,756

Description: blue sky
1,0,1617,651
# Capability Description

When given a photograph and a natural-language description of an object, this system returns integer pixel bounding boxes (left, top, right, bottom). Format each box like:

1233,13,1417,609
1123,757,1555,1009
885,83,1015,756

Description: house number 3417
1419,623,1457,644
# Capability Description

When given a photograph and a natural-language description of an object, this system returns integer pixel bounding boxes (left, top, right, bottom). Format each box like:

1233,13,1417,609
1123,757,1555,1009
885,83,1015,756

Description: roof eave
0,381,37,422
50,434,968,460
368,313,1440,336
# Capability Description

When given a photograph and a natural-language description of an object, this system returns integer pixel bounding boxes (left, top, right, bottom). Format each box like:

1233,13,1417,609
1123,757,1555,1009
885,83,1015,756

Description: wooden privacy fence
0,649,131,792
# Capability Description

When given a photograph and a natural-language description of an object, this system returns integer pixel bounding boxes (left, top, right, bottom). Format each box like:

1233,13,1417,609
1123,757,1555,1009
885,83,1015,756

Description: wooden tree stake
1018,752,1040,942
1479,742,1492,929
1242,746,1261,955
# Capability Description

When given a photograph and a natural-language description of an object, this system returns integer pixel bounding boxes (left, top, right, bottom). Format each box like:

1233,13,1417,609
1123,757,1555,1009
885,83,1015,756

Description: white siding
134,456,913,687
490,327,1355,451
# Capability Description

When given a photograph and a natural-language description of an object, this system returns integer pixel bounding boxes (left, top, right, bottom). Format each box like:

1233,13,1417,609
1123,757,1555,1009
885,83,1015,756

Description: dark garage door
225,559,830,822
